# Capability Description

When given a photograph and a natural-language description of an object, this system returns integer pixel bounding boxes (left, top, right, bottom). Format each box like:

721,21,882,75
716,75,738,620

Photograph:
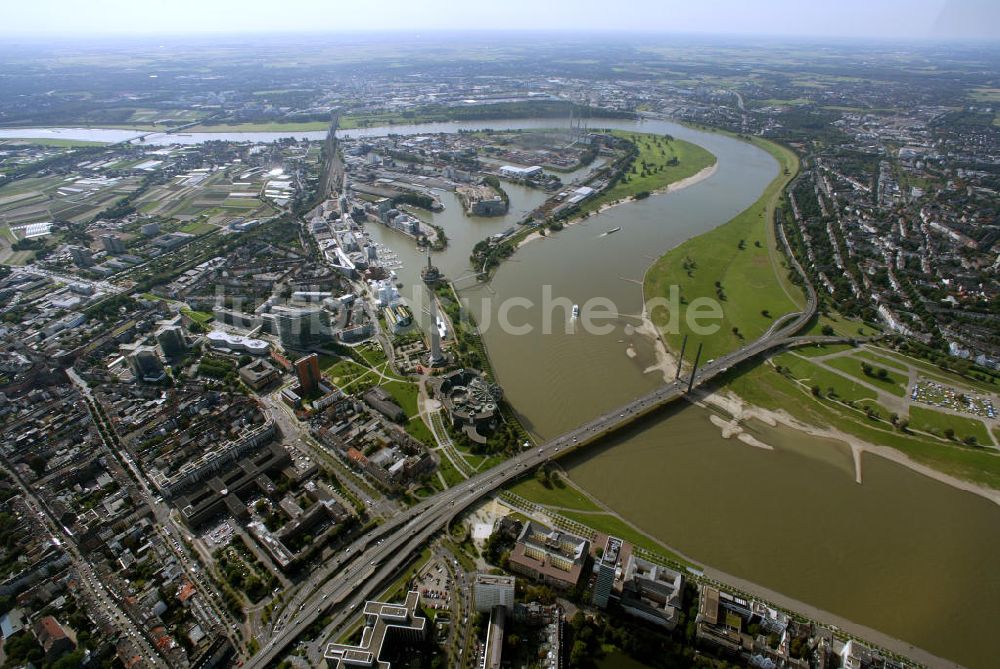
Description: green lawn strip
728,364,1000,489
875,349,998,395
441,538,477,573
506,477,603,512
187,121,332,132
181,308,214,324
380,380,419,417
774,353,877,402
355,343,389,368
821,355,907,397
451,445,487,471
179,221,217,235
853,349,911,373
437,455,466,487
907,406,992,445
0,137,107,147
322,359,370,387
558,510,693,568
789,343,856,358
405,416,435,447
644,136,803,362
3,250,35,265
581,131,716,213
799,311,878,338
596,651,655,669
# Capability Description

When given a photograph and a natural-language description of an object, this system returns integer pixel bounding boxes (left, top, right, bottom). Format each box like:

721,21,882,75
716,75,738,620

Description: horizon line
2,28,999,45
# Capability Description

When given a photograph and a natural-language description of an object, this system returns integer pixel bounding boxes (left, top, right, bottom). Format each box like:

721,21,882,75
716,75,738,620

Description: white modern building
499,165,543,180
205,330,269,355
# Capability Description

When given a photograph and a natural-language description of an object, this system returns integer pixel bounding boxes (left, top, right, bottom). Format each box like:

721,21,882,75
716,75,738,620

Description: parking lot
415,558,453,611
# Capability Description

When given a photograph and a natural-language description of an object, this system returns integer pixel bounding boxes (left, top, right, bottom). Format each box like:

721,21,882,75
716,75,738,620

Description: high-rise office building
473,574,515,613
155,325,187,357
127,346,165,382
294,353,322,394
272,305,328,349
592,535,624,608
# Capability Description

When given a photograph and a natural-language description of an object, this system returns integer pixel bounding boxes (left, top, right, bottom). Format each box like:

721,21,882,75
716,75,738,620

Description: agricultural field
132,165,277,226
0,172,143,227
968,87,1000,102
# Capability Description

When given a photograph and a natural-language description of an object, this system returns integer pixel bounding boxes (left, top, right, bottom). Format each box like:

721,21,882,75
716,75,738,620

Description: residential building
840,639,875,669
32,616,76,662
68,245,93,267
100,234,126,255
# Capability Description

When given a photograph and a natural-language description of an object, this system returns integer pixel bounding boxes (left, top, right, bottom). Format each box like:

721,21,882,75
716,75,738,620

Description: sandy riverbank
516,161,719,250
695,388,1000,507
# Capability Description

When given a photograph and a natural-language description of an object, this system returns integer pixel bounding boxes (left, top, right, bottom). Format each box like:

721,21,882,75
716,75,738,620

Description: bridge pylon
687,342,703,394
675,334,688,380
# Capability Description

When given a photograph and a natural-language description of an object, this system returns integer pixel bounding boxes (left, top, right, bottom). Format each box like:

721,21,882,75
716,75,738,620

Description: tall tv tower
422,254,446,367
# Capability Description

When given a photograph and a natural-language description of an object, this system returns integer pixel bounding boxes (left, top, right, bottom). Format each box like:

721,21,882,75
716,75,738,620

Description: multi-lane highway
247,223,821,668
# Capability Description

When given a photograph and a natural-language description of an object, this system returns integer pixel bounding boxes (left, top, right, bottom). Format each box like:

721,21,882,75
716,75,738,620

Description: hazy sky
7,0,1000,40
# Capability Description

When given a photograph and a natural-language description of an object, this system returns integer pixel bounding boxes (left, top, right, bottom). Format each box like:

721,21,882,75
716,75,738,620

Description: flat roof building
474,573,515,613
239,359,280,390
499,165,543,180
619,555,684,630
508,521,589,590
324,590,427,668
